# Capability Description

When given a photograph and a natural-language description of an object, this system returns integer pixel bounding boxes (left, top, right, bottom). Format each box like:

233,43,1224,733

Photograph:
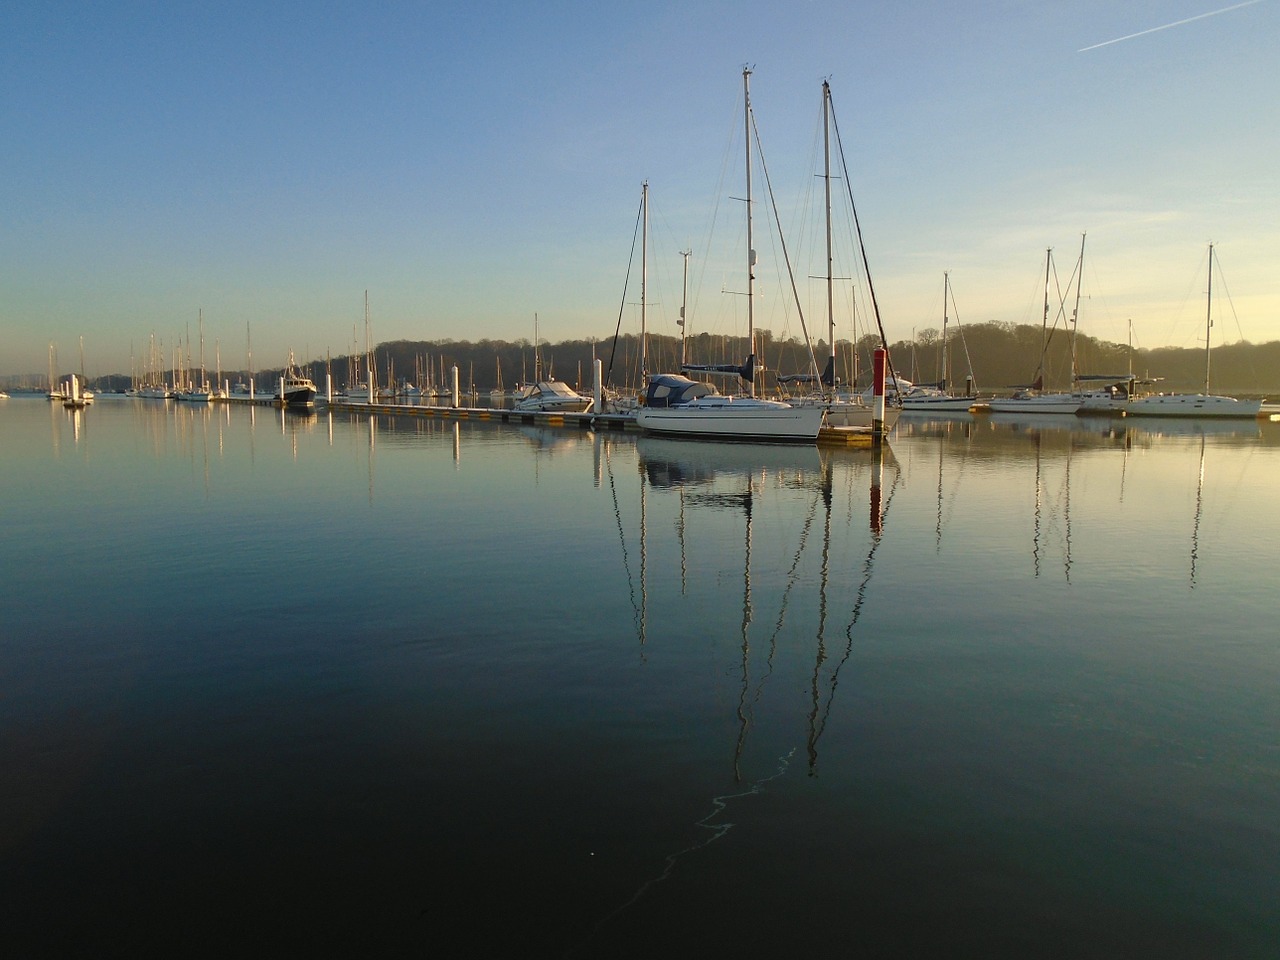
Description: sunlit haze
4,0,1277,378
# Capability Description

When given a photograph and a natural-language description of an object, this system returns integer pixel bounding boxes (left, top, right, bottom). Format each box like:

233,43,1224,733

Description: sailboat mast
743,66,756,398
679,248,691,368
823,80,835,392
641,180,648,382
1205,242,1214,393
1039,247,1051,387
364,290,373,398
940,272,950,390
1070,233,1086,385
198,308,206,389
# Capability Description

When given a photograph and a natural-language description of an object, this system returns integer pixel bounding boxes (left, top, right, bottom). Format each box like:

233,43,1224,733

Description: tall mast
534,313,541,382
679,248,691,368
641,180,648,381
743,66,756,398
1205,242,1214,393
1039,247,1051,388
823,79,835,392
198,308,206,390
1069,233,1086,385
940,272,950,390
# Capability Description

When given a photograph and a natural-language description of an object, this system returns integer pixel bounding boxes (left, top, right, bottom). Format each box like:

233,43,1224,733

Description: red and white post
872,347,887,444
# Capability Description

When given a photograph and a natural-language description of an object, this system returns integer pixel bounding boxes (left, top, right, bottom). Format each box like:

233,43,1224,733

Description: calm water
3,396,1278,957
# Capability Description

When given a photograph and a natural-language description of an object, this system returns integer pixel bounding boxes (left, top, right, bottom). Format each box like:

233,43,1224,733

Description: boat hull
281,386,317,407
512,398,593,413
636,399,825,443
986,396,1083,415
899,396,982,414
1124,394,1264,418
822,403,900,429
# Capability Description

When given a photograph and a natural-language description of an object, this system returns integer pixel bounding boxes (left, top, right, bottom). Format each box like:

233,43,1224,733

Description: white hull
787,396,900,428
899,396,982,414
986,395,1082,415
637,397,825,443
823,402,900,429
512,397,592,413
511,380,592,413
1124,394,1263,418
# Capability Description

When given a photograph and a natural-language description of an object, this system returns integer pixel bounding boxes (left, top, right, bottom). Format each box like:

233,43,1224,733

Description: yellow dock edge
818,426,876,447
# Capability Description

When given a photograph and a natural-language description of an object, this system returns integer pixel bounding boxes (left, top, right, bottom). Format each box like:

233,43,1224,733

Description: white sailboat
341,292,375,402
176,311,212,401
900,273,984,413
636,70,824,444
46,344,65,401
1123,245,1264,419
780,80,898,431
987,243,1088,415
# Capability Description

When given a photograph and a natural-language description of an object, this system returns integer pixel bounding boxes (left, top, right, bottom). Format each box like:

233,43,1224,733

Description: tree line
79,322,1277,397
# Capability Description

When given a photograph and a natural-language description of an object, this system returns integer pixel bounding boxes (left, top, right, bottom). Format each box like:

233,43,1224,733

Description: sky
3,0,1277,379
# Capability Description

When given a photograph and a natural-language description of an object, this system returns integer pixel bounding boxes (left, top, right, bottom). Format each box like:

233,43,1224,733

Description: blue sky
3,0,1277,379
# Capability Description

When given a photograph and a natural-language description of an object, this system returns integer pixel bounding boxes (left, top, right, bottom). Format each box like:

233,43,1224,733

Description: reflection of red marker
870,447,883,536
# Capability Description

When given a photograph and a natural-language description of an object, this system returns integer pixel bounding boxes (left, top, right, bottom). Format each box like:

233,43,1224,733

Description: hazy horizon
4,2,1277,376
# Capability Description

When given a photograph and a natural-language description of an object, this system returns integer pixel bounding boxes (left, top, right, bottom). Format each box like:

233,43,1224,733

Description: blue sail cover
643,374,718,408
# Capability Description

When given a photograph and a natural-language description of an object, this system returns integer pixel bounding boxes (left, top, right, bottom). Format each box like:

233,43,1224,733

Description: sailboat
175,311,212,401
489,357,506,399
777,80,899,431
1123,245,1264,419
987,241,1090,415
75,336,95,404
900,273,984,412
138,334,173,399
46,344,65,401
636,70,825,443
342,292,375,402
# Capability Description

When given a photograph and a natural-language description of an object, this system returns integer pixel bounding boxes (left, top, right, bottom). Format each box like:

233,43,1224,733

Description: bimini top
643,374,718,409
529,380,581,400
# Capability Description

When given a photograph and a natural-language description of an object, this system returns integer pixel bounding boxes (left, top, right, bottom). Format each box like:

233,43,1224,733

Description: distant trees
78,324,1279,397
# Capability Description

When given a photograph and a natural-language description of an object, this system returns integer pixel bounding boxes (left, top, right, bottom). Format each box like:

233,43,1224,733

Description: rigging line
809,458,903,773
827,88,900,389
604,194,645,390
1208,251,1263,383
749,108,823,386
948,281,981,390
750,481,822,711
605,443,645,653
805,463,834,773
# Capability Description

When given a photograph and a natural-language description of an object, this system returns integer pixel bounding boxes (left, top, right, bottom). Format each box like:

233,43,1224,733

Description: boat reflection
629,435,899,778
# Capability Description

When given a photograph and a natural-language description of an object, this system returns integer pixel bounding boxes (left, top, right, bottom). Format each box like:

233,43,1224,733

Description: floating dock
221,394,882,446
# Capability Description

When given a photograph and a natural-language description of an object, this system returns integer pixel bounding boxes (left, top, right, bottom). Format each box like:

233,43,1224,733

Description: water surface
2,397,1277,957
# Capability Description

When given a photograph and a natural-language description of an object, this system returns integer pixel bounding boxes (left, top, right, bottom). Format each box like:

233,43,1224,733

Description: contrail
1079,0,1264,52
